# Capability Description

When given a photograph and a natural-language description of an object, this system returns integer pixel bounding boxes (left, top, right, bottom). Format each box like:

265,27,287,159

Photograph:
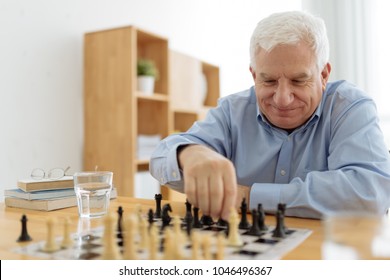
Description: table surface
0,196,324,260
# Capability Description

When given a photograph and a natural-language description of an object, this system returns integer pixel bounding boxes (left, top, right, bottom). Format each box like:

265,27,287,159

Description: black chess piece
192,207,202,228
184,199,193,223
239,198,251,229
148,208,155,228
272,209,286,238
247,209,262,236
257,204,268,231
17,214,32,242
154,194,162,218
277,203,288,231
161,203,172,230
200,215,214,226
184,212,193,237
116,206,124,246
217,218,228,227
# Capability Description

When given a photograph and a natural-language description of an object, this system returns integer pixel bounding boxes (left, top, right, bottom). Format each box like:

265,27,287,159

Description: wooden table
0,196,324,260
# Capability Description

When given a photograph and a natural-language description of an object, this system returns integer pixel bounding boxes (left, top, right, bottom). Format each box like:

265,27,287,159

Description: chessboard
12,195,312,260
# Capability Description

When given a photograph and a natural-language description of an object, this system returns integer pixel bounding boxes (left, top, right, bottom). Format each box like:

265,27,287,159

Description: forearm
250,167,390,219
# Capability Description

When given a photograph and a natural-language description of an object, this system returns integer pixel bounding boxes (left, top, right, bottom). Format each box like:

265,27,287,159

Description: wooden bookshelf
84,27,219,199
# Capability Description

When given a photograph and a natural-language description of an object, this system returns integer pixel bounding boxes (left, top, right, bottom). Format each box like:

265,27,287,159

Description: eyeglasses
30,166,71,180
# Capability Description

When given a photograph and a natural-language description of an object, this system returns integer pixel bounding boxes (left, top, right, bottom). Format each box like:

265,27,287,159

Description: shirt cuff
165,143,185,183
249,183,282,213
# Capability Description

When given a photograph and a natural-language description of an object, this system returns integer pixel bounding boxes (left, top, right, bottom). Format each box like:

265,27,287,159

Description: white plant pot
137,76,155,95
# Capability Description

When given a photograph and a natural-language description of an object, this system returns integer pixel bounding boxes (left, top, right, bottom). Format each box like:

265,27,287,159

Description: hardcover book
17,176,74,192
4,188,117,211
4,188,76,200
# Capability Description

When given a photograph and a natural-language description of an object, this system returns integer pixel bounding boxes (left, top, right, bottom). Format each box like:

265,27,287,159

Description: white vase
137,76,155,95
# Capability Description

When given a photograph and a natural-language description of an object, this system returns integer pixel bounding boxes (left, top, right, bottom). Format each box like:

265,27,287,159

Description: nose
273,81,294,108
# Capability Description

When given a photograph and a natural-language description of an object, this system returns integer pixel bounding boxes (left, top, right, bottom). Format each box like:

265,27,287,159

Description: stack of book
4,176,117,211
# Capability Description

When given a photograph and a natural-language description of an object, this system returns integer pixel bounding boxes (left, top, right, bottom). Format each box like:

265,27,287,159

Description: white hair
249,10,329,70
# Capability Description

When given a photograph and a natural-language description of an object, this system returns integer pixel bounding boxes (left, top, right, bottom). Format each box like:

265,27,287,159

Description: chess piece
117,206,124,242
257,204,268,231
61,217,73,249
42,217,60,253
217,218,228,227
191,231,201,260
17,214,32,242
184,199,193,222
202,234,212,260
239,198,251,229
247,209,262,236
277,203,288,231
200,215,214,226
185,212,193,236
227,207,243,247
123,214,137,259
192,207,202,228
163,228,174,260
139,218,149,250
272,209,286,238
161,203,172,230
215,232,225,260
148,208,155,228
101,213,122,259
154,193,162,218
149,223,158,260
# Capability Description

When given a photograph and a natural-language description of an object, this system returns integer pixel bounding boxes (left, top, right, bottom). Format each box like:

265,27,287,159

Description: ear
321,63,331,87
249,66,256,81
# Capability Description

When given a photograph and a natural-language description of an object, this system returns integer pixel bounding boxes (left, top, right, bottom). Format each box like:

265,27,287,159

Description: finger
221,167,237,221
197,176,210,215
184,176,198,208
209,175,224,219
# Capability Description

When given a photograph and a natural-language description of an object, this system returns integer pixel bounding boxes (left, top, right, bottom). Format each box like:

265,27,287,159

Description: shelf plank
136,92,169,102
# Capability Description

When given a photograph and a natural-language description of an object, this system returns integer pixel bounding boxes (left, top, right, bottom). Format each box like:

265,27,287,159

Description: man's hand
178,145,237,221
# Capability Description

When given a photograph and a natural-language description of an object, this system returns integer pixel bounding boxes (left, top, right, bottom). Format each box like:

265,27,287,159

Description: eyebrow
259,72,311,80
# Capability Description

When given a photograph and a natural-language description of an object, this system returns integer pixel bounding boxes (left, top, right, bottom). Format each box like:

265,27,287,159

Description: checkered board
12,216,312,260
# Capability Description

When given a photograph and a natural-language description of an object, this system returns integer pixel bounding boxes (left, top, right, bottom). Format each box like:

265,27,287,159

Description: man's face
251,42,330,130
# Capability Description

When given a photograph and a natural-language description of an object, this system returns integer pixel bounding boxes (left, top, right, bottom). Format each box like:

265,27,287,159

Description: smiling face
251,41,331,130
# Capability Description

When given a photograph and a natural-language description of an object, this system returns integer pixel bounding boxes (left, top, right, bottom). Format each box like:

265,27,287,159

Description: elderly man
150,11,390,220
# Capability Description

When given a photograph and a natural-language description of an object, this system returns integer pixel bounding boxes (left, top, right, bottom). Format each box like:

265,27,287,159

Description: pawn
61,217,73,249
42,217,60,253
147,209,155,228
227,207,243,247
272,209,286,238
17,214,32,242
247,209,262,236
257,204,268,231
192,207,202,228
215,232,225,260
117,206,124,240
200,215,214,226
101,213,122,259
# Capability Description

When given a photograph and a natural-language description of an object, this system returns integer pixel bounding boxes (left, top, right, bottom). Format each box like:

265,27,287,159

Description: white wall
0,0,300,201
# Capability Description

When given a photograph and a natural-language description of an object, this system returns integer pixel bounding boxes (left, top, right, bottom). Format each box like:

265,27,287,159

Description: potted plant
137,58,159,95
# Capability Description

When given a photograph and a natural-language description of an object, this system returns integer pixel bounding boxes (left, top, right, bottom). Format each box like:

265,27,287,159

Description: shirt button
172,171,177,178
280,169,286,176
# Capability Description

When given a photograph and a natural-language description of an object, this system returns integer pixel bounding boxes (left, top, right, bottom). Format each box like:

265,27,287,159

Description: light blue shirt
150,80,390,219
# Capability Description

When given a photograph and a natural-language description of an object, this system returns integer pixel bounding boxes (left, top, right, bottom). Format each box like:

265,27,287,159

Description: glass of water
74,171,113,218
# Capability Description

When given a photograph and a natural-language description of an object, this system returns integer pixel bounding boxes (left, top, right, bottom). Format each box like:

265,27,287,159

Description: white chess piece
61,217,73,249
101,213,122,259
123,214,138,260
42,217,60,253
227,207,243,247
